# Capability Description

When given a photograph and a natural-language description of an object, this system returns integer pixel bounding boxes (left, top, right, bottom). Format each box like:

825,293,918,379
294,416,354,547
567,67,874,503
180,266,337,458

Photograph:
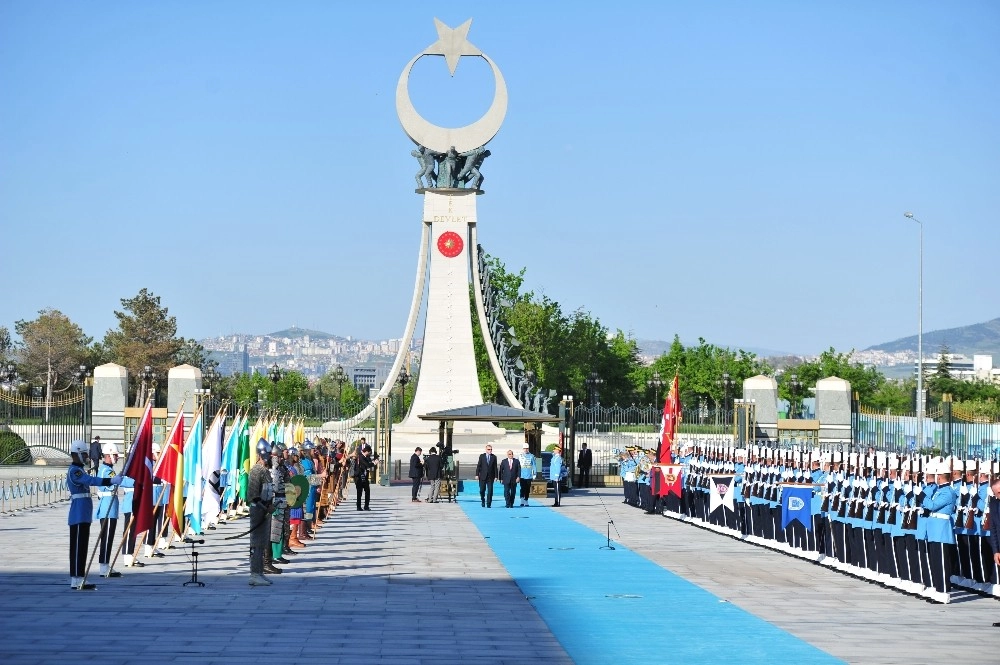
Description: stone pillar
815,376,852,445
743,375,778,442
167,364,201,432
92,363,128,447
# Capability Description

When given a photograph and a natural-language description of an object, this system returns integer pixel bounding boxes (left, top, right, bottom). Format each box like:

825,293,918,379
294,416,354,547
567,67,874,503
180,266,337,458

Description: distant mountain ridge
266,326,341,341
866,316,1000,357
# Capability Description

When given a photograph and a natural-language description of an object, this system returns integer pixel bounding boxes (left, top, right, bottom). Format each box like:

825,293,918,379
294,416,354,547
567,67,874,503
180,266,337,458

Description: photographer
354,444,378,511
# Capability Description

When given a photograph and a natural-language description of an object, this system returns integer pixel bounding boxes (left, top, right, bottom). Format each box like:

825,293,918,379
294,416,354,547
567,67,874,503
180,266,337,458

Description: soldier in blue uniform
120,470,140,567
94,442,124,578
922,461,958,602
67,439,122,590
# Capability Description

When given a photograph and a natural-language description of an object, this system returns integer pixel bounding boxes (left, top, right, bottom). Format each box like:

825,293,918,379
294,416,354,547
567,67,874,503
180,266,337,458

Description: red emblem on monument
437,231,464,258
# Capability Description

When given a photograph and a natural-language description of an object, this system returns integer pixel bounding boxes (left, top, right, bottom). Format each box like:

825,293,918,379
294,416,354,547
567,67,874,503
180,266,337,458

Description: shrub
0,429,31,465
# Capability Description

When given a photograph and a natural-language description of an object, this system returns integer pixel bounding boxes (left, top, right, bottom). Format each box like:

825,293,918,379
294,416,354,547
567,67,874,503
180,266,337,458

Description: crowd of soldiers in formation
616,441,1000,604
66,436,363,589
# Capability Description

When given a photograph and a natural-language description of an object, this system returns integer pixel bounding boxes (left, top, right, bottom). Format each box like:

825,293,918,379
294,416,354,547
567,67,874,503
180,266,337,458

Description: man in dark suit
500,449,521,508
475,444,498,507
577,443,593,488
989,477,1000,627
408,447,424,503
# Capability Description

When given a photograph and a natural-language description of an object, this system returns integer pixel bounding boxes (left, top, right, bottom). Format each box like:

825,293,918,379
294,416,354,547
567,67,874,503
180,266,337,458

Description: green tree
103,289,184,392
0,326,12,367
14,309,93,396
782,348,885,405
646,337,769,409
175,338,218,373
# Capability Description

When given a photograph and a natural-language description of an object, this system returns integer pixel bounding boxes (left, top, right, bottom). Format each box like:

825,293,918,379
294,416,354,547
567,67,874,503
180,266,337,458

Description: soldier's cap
522,443,530,448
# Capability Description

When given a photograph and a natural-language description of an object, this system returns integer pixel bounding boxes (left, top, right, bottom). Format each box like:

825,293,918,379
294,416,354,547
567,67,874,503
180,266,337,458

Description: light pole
717,372,733,425
904,212,923,446
3,363,17,426
397,368,410,418
585,371,603,408
269,363,282,402
138,365,156,407
646,371,664,408
787,373,802,419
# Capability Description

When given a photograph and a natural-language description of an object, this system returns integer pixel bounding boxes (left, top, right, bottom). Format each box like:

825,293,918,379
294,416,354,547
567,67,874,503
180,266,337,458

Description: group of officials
617,441,1000,604
66,435,360,589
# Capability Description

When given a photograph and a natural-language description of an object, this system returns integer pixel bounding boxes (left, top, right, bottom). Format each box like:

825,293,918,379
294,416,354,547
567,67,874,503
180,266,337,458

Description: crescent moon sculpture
396,19,507,154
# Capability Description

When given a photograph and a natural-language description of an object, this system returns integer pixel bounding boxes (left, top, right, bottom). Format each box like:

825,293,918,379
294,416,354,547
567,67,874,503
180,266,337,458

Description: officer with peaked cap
94,442,124,578
67,440,123,590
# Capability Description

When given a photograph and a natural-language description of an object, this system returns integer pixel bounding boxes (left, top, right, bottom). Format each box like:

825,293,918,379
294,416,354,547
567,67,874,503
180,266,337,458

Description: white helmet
70,440,88,455
101,442,119,457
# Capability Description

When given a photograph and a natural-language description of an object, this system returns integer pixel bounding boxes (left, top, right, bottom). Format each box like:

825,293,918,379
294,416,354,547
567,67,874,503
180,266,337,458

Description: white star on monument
423,18,481,76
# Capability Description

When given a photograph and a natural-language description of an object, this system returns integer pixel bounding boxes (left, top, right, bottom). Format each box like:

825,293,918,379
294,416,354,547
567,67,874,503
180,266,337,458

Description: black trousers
146,505,163,546
893,534,912,582
98,517,118,565
410,476,421,500
122,512,138,555
503,482,517,507
479,479,494,506
552,480,561,506
578,468,591,488
880,532,897,578
69,522,91,577
355,477,370,510
831,520,848,564
926,541,956,593
519,478,532,501
956,533,973,580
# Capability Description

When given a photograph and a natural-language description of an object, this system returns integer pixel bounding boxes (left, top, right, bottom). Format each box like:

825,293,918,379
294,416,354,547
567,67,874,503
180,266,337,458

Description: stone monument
91,363,128,447
743,374,778,441
815,376,852,445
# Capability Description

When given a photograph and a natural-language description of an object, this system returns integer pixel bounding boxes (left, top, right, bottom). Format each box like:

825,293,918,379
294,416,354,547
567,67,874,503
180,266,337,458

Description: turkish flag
121,402,155,536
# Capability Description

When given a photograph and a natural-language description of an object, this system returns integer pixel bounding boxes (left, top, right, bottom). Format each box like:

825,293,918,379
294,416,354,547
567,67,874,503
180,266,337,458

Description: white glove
110,474,124,485
914,485,923,496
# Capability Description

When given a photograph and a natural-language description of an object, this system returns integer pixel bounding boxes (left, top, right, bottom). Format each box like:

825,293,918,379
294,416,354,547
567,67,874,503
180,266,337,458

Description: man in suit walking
500,450,521,508
475,444,498,507
988,476,1000,627
578,442,593,488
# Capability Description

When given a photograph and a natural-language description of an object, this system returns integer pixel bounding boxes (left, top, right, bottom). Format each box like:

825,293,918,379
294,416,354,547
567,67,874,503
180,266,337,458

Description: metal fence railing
0,473,71,514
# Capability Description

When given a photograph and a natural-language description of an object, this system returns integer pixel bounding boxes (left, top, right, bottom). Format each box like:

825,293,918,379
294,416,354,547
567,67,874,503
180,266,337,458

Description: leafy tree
0,326,12,367
103,288,184,388
229,372,271,408
175,338,218,373
646,336,770,409
14,309,92,396
782,348,884,405
866,378,915,413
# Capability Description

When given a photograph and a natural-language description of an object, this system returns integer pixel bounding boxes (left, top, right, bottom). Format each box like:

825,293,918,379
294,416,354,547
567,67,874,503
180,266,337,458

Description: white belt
71,493,90,499
97,492,115,497
929,512,951,519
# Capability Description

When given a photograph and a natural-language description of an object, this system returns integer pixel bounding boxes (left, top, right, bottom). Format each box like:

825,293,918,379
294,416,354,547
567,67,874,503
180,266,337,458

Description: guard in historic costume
269,442,289,572
67,440,122,590
94,443,124,578
248,439,275,586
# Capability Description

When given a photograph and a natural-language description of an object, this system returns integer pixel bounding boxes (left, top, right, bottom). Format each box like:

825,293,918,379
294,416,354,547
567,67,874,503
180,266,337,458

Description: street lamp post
904,212,924,447
75,365,90,428
3,363,18,426
585,371,604,408
333,364,347,414
718,372,733,425
646,371,664,408
397,368,410,418
138,365,156,407
787,373,802,419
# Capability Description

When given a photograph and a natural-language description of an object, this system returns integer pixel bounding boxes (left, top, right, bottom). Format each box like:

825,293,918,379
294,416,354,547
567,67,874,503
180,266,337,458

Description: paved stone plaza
1,483,998,664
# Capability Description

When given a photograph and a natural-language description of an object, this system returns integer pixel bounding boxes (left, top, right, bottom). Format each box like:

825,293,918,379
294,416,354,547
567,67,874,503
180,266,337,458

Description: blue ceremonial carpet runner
460,485,843,665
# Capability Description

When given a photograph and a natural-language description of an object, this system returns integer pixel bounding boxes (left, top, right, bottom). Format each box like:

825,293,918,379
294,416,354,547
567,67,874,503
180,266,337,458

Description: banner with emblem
709,474,735,514
781,484,814,530
654,464,683,497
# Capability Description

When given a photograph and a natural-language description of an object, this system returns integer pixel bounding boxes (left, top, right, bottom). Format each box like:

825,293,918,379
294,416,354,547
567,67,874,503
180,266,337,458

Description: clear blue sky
2,1,998,356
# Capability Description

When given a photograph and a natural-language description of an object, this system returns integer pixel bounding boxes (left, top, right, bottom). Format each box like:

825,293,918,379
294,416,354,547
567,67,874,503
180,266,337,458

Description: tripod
183,538,205,587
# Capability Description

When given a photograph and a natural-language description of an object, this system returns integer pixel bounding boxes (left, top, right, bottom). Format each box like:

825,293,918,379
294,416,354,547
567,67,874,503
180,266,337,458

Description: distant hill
866,316,1000,357
267,326,340,341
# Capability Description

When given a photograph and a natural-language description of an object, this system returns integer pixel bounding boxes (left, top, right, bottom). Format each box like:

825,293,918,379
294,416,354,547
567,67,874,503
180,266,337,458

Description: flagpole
108,513,136,571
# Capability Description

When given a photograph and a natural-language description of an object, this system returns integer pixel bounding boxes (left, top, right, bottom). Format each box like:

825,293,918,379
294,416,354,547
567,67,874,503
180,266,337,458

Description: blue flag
781,485,813,531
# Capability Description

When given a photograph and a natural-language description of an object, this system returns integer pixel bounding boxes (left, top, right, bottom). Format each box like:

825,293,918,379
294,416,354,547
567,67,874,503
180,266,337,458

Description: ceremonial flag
221,413,242,509
781,485,814,530
708,475,735,514
121,402,155,536
153,408,185,535
238,418,255,501
655,464,684,497
200,409,225,526
183,410,205,535
658,375,680,465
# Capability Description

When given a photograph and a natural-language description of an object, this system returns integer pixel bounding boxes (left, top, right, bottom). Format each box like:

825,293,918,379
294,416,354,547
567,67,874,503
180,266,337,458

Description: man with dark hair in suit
578,442,593,488
989,476,1000,627
500,449,521,508
475,444,498,508
408,447,424,503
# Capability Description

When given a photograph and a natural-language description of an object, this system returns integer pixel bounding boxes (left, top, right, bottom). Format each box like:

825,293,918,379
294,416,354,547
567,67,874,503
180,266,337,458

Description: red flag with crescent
658,375,680,464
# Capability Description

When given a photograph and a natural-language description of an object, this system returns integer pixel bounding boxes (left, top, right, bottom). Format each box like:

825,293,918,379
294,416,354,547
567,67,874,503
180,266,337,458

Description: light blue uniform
94,462,121,520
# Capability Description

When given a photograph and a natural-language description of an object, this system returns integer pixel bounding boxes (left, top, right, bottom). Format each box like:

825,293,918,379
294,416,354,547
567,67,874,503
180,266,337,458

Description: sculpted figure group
412,145,490,190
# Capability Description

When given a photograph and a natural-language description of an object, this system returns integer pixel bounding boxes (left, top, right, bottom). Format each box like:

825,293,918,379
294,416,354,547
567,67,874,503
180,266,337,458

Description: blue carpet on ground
460,484,843,665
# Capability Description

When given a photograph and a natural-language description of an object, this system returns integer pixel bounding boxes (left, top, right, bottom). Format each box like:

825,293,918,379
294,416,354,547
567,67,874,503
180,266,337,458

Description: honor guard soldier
67,440,122,589
94,442,124,578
